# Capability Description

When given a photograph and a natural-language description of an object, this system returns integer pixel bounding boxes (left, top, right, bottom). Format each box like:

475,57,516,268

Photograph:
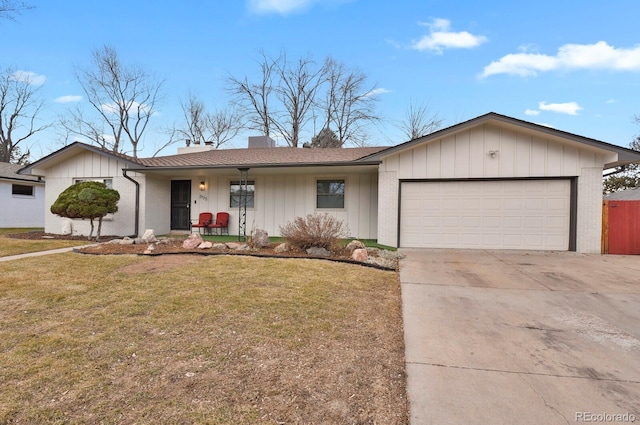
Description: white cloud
538,101,583,116
605,98,618,104
11,70,46,86
481,41,640,77
101,101,152,114
410,18,487,54
247,0,349,14
54,95,82,103
364,87,390,97
525,109,540,116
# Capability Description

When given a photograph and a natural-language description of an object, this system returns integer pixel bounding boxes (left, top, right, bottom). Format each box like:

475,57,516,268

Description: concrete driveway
400,249,640,425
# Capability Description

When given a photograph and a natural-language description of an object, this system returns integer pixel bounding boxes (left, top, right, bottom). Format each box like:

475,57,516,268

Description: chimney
248,136,276,148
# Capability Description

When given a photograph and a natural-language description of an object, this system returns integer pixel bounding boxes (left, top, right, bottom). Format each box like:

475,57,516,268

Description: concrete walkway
0,245,95,262
399,249,640,425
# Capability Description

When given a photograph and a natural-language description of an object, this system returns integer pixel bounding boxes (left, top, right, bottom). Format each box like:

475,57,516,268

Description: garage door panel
400,180,570,250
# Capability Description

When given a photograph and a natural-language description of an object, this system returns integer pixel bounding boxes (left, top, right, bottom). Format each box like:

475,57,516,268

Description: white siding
190,172,378,239
42,151,139,237
377,123,608,253
0,180,45,227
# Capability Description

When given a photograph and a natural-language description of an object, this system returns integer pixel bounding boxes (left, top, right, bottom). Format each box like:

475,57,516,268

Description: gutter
122,169,140,238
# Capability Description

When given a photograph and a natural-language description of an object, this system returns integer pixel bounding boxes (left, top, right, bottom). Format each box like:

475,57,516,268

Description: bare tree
0,0,33,21
271,53,326,147
322,58,380,147
178,93,243,149
227,50,277,138
61,46,163,158
399,99,443,140
0,68,49,163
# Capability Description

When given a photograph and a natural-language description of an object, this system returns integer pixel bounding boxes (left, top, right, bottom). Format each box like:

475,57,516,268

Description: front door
171,180,191,230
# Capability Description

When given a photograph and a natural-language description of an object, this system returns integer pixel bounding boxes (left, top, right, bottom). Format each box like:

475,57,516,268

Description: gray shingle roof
137,146,388,168
0,162,41,182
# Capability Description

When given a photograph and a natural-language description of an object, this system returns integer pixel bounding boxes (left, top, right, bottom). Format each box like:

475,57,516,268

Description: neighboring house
19,112,640,253
0,162,45,228
603,188,640,200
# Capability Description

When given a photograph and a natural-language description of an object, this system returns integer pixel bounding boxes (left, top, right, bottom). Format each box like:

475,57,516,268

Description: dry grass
0,252,408,424
0,229,90,257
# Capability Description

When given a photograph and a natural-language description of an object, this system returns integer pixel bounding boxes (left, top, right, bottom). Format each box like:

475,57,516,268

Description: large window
317,179,345,208
12,184,34,196
230,180,255,208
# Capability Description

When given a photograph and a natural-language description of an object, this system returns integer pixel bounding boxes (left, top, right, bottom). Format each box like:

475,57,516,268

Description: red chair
209,212,229,235
191,212,214,234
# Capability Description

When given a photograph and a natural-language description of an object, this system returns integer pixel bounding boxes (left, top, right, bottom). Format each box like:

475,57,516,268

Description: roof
0,162,42,183
361,112,640,168
18,141,388,176
603,188,640,200
137,146,387,169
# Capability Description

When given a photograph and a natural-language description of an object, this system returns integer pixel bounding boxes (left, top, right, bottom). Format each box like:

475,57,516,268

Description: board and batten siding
191,172,378,239
377,123,607,253
42,151,141,237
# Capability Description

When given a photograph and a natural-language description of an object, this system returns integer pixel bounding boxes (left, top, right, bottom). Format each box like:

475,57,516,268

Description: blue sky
3,0,640,158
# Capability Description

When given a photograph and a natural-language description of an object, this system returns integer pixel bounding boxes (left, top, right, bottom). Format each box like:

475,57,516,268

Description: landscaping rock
183,233,203,249
143,244,155,255
141,229,157,243
120,237,134,245
352,248,368,262
225,242,241,249
235,244,250,251
346,240,365,252
274,243,290,253
61,218,72,235
198,241,213,249
306,247,331,257
213,243,227,250
253,229,270,248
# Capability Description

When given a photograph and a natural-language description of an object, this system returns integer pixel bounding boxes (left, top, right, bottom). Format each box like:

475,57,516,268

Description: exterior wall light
199,181,206,191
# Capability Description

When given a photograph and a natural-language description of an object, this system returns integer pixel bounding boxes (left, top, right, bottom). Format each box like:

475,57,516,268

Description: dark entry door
171,180,191,230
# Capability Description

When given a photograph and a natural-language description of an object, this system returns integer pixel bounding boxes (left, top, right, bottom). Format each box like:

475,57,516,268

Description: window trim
316,178,346,210
74,178,113,189
12,184,35,197
229,179,255,209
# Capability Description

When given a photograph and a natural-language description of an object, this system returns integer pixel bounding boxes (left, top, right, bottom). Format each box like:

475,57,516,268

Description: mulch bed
7,232,398,270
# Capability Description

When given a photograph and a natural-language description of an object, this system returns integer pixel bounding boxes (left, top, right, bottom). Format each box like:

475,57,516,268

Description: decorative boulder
253,229,270,248
225,242,241,249
143,244,155,255
306,247,331,257
352,248,368,262
119,237,135,245
141,229,157,243
274,243,290,253
183,233,203,249
213,243,227,250
198,241,213,249
346,240,365,252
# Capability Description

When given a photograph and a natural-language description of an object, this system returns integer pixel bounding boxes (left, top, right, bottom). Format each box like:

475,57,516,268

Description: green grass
0,252,407,424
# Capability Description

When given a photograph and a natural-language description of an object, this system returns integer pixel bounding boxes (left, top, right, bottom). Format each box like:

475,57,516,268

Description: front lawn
0,253,408,424
0,229,91,258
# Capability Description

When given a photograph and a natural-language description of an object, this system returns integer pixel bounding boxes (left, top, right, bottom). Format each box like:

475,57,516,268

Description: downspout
122,169,140,238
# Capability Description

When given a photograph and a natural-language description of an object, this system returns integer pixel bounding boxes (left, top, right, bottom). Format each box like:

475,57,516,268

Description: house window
317,179,345,208
12,184,34,196
230,180,255,208
74,178,113,188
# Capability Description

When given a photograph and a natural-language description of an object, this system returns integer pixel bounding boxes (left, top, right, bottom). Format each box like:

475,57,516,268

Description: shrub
279,213,349,251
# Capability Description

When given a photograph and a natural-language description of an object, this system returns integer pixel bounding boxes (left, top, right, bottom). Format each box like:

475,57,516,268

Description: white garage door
400,180,571,250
